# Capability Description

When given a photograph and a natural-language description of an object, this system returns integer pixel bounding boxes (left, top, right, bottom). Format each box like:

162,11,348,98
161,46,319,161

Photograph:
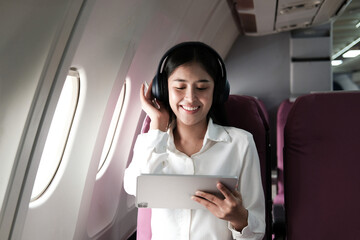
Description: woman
124,42,265,239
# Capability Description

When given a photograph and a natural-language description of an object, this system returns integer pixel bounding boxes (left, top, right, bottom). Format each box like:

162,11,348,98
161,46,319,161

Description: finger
140,83,148,101
191,195,217,209
217,182,235,201
140,84,157,113
194,191,222,205
145,79,154,99
232,189,242,199
139,83,150,106
152,98,161,110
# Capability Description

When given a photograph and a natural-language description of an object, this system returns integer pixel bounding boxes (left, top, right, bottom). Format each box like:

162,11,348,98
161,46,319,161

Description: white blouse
124,118,265,240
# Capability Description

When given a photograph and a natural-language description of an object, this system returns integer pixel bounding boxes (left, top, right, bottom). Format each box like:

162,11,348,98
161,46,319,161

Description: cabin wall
225,32,292,166
0,0,72,212
226,25,332,168
12,0,238,240
0,1,84,239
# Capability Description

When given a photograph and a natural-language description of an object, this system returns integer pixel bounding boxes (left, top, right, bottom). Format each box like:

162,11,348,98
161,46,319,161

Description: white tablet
136,174,238,209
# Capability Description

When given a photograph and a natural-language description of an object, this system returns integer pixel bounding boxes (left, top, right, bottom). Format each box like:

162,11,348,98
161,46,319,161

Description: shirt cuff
228,222,252,239
227,211,259,239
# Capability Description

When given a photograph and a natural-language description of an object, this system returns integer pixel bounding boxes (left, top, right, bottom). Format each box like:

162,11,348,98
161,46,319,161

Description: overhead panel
313,0,349,25
231,0,277,35
227,0,347,36
276,0,323,31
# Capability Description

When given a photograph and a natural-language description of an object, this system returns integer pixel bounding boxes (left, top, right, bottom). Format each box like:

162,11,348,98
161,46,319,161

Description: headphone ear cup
152,73,168,102
221,79,230,103
214,79,230,105
151,74,161,100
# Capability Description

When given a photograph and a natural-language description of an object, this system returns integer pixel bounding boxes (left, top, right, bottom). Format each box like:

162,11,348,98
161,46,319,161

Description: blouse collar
204,118,231,143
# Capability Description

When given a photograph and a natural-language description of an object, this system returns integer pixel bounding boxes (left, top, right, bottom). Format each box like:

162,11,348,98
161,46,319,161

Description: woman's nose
185,87,196,101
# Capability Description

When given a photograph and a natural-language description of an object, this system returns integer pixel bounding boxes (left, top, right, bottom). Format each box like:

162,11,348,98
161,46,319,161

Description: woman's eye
197,87,207,90
175,87,185,90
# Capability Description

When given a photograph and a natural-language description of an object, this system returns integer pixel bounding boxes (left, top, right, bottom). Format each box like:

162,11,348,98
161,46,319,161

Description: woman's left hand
191,182,248,232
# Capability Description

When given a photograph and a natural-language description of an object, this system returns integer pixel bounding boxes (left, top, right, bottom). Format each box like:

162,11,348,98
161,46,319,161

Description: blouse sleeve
228,134,266,240
123,129,169,196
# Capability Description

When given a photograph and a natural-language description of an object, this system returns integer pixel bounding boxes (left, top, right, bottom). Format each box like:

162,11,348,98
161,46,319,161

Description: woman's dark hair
160,43,228,125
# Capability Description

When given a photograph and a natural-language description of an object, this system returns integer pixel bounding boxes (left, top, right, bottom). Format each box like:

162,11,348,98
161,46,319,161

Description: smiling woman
124,42,265,240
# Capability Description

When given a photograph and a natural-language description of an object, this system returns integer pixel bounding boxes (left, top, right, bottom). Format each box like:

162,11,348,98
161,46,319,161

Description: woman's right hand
140,80,170,132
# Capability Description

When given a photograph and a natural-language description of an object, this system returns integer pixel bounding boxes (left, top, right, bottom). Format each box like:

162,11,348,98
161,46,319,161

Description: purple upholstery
137,208,152,239
256,98,270,125
273,99,293,205
224,95,269,194
141,115,151,134
137,95,271,239
224,95,271,240
240,96,270,129
283,92,360,239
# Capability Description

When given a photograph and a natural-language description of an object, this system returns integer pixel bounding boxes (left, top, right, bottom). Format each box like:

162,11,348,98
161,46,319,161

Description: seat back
224,95,271,240
283,92,360,239
137,95,271,239
255,97,270,124
274,99,293,205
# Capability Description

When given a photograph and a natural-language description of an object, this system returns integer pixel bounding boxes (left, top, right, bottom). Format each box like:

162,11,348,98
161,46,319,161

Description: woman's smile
181,105,200,112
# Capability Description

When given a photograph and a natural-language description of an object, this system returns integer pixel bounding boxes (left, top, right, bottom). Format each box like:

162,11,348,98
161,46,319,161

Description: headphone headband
157,42,226,79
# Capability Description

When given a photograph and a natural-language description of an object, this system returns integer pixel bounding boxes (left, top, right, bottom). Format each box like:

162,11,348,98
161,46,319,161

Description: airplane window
98,82,126,172
30,69,80,201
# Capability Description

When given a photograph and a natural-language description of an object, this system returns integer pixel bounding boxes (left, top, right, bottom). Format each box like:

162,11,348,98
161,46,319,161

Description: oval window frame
30,68,80,201
97,82,126,172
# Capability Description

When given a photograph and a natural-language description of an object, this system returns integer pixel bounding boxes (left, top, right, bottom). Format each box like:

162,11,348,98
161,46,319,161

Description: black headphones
152,41,230,105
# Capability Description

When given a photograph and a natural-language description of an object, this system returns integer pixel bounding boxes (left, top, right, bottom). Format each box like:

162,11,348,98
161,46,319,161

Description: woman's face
168,61,214,128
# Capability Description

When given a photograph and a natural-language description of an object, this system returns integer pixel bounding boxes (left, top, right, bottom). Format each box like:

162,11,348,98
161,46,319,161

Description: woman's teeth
182,106,199,111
